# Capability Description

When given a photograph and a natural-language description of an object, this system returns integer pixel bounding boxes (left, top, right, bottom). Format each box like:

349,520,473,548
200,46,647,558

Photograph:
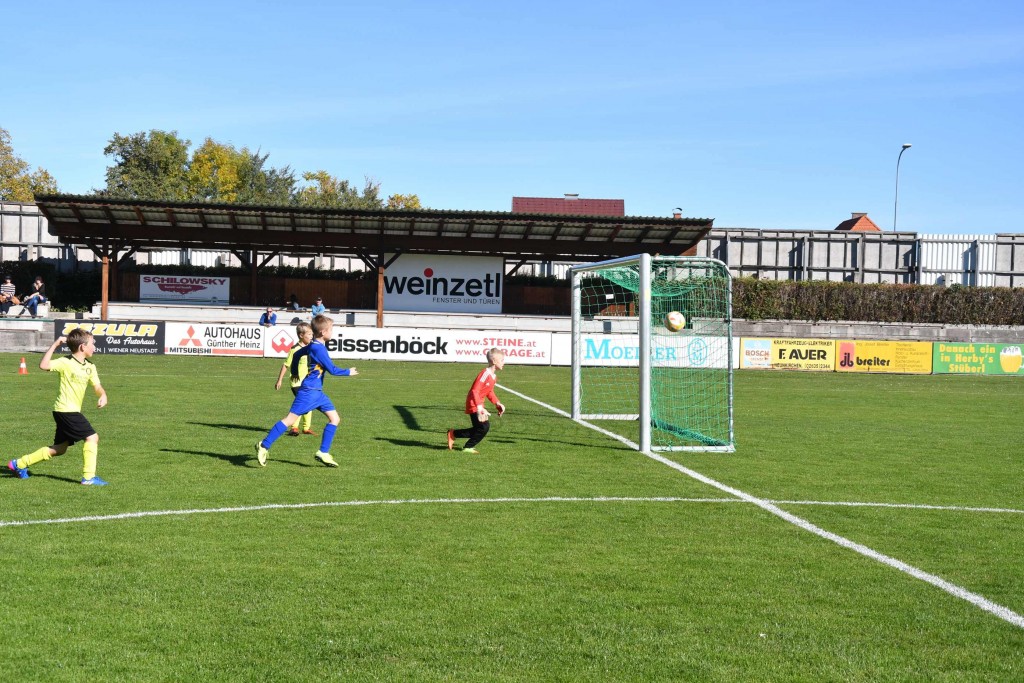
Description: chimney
673,207,682,219
564,193,579,201
851,212,867,219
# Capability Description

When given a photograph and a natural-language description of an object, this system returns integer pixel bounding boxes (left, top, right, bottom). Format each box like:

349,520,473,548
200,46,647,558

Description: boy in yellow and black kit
7,328,110,485
275,321,316,436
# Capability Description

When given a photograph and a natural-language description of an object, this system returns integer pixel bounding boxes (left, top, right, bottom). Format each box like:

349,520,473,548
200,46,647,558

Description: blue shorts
289,388,335,415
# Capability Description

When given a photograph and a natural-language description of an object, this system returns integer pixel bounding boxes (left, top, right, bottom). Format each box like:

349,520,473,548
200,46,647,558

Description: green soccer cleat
255,442,269,467
314,451,339,468
462,447,480,454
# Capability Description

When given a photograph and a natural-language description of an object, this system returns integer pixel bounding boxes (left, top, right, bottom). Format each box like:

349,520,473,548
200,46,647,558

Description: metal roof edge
33,194,712,225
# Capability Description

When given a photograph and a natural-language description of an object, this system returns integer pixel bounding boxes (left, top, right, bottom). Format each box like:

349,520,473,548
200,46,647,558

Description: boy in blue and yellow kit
8,328,110,485
256,315,358,467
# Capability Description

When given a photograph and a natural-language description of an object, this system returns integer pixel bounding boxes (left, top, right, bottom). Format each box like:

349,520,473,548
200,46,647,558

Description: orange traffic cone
18,357,28,375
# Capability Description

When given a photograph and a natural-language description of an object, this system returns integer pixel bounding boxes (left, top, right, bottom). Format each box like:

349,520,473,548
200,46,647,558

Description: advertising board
763,338,836,371
140,275,230,304
382,254,503,314
933,342,1024,376
549,334,731,369
303,328,552,364
165,323,265,356
836,340,932,374
739,338,772,369
54,320,165,355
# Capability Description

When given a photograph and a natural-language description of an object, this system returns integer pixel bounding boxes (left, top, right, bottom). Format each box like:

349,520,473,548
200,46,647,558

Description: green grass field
1,352,1023,682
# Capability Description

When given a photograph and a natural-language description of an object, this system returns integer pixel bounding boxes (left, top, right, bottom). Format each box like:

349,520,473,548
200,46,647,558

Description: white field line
498,384,1024,631
774,500,1024,514
3,496,1019,531
0,497,739,528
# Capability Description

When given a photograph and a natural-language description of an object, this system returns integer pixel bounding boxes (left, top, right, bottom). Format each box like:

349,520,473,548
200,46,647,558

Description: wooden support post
376,264,385,328
101,254,109,320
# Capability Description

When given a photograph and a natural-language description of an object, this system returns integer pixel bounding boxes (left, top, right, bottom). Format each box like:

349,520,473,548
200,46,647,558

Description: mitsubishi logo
180,325,202,346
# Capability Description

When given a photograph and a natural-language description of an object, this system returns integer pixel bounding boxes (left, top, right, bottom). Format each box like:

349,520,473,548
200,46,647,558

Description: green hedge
733,279,1024,325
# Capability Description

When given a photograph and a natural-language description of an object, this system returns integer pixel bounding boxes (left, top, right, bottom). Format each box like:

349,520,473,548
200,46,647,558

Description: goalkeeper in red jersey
447,348,506,454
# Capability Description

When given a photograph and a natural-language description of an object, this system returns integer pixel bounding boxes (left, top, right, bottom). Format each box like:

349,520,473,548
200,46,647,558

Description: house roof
834,213,882,232
34,194,713,261
512,196,625,217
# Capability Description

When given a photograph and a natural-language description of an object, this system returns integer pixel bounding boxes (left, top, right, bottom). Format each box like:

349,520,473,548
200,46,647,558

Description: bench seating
1,302,50,318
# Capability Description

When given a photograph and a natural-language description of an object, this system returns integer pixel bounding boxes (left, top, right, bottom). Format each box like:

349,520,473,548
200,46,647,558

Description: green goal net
570,255,734,452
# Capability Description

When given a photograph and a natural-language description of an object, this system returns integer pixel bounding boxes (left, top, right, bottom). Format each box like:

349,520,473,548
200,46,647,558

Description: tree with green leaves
234,150,296,205
185,139,297,204
0,127,58,201
186,137,244,202
386,193,424,210
295,170,383,209
102,130,191,200
100,130,417,210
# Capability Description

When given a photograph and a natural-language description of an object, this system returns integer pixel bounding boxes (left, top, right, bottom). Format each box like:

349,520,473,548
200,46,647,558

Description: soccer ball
664,311,686,332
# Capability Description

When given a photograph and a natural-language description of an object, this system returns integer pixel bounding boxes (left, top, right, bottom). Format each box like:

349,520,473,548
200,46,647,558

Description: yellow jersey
49,356,101,413
284,343,309,388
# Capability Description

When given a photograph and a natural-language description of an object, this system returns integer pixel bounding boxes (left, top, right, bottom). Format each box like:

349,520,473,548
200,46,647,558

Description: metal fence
4,202,1024,287
689,228,1024,288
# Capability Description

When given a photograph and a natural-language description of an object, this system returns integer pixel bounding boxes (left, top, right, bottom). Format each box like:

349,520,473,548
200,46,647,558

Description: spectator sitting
287,293,301,311
259,307,278,327
310,297,326,317
0,275,16,317
20,275,47,318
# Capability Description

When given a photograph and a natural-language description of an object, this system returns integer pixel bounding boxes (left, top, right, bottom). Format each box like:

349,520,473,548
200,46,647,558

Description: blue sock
320,423,337,453
262,421,289,449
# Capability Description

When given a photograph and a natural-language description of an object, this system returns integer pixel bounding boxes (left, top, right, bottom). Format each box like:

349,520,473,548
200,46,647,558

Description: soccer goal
570,254,735,453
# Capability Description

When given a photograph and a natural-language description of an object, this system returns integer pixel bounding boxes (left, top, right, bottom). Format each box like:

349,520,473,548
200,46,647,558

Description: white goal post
570,254,735,453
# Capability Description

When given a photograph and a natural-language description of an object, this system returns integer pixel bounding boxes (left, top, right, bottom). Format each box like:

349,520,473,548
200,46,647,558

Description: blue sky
3,0,1022,233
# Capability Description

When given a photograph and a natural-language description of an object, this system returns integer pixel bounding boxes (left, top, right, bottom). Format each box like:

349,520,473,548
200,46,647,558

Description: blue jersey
291,340,352,391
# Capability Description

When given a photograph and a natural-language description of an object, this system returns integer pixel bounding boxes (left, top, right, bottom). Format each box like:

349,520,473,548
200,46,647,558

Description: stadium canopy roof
34,194,712,261
34,194,714,321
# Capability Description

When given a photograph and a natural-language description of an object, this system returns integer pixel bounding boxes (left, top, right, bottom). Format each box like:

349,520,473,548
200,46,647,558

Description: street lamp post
893,143,912,231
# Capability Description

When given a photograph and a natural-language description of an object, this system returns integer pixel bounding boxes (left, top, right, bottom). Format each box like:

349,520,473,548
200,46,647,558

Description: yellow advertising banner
835,340,933,374
768,338,836,371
